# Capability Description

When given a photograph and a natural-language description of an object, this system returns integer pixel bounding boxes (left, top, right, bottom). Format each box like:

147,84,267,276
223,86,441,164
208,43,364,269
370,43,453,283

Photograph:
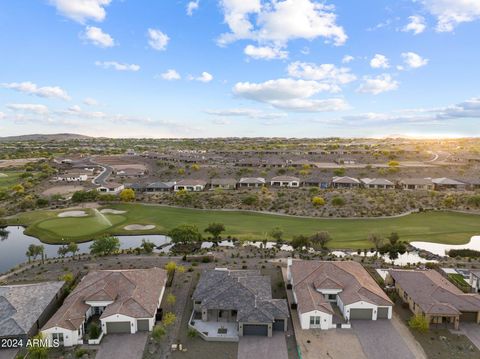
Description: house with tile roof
287,259,393,330
331,176,361,188
360,178,395,189
41,268,166,347
173,179,207,192
387,269,480,329
0,282,64,341
270,176,300,188
190,268,289,340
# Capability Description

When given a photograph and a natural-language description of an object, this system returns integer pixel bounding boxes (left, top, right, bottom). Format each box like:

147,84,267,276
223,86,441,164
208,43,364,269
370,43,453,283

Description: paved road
238,332,288,359
95,333,148,359
460,323,480,351
352,320,416,359
87,158,112,185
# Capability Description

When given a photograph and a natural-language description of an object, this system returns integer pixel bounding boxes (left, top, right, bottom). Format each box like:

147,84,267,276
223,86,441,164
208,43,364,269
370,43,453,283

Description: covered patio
189,311,239,341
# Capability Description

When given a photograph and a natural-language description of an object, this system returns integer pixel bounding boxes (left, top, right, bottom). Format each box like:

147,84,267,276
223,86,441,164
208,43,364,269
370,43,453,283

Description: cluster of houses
1,260,479,353
124,176,479,193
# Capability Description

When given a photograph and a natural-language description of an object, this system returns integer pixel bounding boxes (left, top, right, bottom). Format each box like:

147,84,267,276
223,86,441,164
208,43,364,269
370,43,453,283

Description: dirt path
391,312,427,359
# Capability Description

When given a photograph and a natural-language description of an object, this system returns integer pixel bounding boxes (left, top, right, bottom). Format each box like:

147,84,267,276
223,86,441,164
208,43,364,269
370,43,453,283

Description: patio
189,311,239,342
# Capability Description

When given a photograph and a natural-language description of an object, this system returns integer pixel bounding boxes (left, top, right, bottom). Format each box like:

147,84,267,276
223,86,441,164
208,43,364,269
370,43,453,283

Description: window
310,316,321,326
52,333,64,344
327,294,336,301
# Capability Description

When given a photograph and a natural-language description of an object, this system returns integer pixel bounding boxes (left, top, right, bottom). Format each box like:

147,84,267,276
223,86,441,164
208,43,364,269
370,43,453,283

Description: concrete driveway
460,323,480,350
95,333,148,359
352,320,416,359
238,333,288,359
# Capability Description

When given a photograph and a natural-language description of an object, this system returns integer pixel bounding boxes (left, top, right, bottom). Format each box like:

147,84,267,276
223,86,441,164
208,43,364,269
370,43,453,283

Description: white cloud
402,52,429,69
205,108,287,119
191,72,213,83
7,103,50,115
244,45,288,60
95,61,140,72
83,97,98,106
0,112,5,119
419,0,480,32
82,26,114,47
233,78,349,112
218,0,347,48
342,55,354,64
1,81,71,100
287,61,356,92
357,74,399,95
48,0,111,23
370,54,389,69
403,15,426,35
187,0,200,16
160,69,181,81
147,28,170,51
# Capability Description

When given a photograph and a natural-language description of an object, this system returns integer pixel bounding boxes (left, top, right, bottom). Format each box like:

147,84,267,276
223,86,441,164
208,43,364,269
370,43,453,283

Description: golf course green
9,204,480,249
8,203,480,248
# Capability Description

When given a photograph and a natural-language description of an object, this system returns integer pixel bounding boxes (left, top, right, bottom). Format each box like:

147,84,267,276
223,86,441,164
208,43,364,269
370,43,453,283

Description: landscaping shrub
408,314,429,332
448,249,480,258
152,325,166,341
88,323,101,339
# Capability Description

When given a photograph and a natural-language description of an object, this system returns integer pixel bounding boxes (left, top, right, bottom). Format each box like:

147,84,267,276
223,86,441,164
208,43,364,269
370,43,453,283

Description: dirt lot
42,184,86,196
394,302,480,359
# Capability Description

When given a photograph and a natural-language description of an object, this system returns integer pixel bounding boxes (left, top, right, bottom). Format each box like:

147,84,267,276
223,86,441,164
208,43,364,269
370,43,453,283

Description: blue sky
0,0,479,138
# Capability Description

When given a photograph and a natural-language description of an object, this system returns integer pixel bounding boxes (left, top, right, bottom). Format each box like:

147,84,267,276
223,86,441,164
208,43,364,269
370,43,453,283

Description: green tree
331,196,345,206
333,168,345,176
141,239,156,254
310,231,332,250
168,224,202,245
163,312,176,326
388,232,399,246
204,223,226,240
68,242,79,258
57,245,69,257
269,227,283,241
291,235,310,250
89,236,120,255
408,314,429,332
165,261,177,275
119,188,135,202
59,272,75,286
27,334,50,359
152,325,166,341
26,244,44,263
368,233,384,253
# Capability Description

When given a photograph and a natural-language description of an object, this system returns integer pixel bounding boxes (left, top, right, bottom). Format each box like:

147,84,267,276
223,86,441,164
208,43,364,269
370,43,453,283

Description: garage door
350,309,373,320
460,312,478,322
106,321,131,334
273,319,285,331
243,324,268,336
377,307,390,319
137,319,150,331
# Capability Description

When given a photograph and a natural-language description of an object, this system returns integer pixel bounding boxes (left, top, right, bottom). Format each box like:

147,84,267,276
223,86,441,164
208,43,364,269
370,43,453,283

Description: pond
0,226,172,274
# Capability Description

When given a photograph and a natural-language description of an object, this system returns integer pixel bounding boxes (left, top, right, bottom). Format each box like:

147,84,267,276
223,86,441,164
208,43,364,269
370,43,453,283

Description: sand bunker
0,173,7,178
100,209,126,215
124,224,156,231
58,210,88,218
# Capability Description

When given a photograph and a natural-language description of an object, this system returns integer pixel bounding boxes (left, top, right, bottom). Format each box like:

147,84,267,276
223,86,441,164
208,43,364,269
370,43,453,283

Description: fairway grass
10,203,480,248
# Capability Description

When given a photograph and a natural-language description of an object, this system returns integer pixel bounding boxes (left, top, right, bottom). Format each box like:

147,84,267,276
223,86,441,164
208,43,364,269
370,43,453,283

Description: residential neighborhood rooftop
389,269,480,316
42,268,166,331
0,281,64,337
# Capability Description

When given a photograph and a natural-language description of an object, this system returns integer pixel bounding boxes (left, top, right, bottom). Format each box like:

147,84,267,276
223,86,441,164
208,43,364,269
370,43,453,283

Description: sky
0,0,480,138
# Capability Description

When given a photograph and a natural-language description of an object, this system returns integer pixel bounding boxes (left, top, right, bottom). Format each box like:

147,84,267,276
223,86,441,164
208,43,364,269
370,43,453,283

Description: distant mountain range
0,133,91,142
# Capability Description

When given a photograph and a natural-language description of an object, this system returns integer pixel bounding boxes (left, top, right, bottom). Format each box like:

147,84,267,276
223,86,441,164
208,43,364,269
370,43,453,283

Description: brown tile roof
291,260,392,315
42,268,166,331
389,269,480,316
